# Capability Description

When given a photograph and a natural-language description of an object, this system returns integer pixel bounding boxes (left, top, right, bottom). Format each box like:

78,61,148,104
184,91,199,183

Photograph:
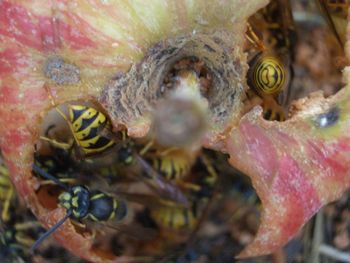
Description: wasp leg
40,136,73,151
15,221,42,231
138,140,154,156
1,185,13,222
15,234,36,248
0,171,11,201
156,147,180,156
246,22,266,51
39,178,76,186
262,96,286,121
71,220,87,230
0,164,9,177
89,228,97,240
200,154,218,186
0,192,7,200
178,181,201,192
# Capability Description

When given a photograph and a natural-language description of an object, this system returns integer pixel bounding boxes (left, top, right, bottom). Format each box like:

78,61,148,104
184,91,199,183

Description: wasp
40,85,128,161
145,148,194,183
246,53,290,122
110,140,191,205
317,0,350,47
30,164,128,251
30,164,161,251
41,103,117,158
146,149,218,199
246,0,295,121
149,153,218,231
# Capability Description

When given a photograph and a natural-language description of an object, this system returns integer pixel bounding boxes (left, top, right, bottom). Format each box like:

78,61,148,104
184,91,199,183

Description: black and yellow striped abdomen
249,55,286,96
68,105,115,155
0,162,14,222
150,150,192,181
150,206,196,230
0,167,11,201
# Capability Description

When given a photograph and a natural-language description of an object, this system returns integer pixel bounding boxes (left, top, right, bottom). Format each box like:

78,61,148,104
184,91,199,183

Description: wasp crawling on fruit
149,153,218,233
41,86,118,159
246,0,296,121
30,164,129,251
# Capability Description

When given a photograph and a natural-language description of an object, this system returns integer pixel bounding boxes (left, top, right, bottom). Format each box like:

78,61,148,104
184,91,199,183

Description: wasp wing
134,155,189,206
114,192,186,210
317,0,346,46
98,222,158,241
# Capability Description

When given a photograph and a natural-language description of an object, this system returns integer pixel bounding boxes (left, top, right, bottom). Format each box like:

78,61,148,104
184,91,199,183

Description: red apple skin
227,85,350,257
0,1,131,262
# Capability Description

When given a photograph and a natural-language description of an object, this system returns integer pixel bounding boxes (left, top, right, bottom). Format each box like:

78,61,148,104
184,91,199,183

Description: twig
319,244,350,263
310,209,324,263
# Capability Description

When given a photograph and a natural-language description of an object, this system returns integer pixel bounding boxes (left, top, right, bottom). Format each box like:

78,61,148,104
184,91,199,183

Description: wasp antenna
30,211,71,253
44,86,69,122
1,186,13,222
32,164,69,191
54,104,69,123
246,23,266,51
15,221,41,231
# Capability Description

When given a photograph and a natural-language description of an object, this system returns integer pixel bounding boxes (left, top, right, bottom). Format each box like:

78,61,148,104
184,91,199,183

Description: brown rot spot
315,106,340,128
43,57,80,85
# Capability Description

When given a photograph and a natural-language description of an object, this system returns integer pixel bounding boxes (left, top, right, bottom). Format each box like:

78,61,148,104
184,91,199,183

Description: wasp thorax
88,192,123,222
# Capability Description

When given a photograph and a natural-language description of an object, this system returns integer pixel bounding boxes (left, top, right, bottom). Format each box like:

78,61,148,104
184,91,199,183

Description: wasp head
58,185,90,220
